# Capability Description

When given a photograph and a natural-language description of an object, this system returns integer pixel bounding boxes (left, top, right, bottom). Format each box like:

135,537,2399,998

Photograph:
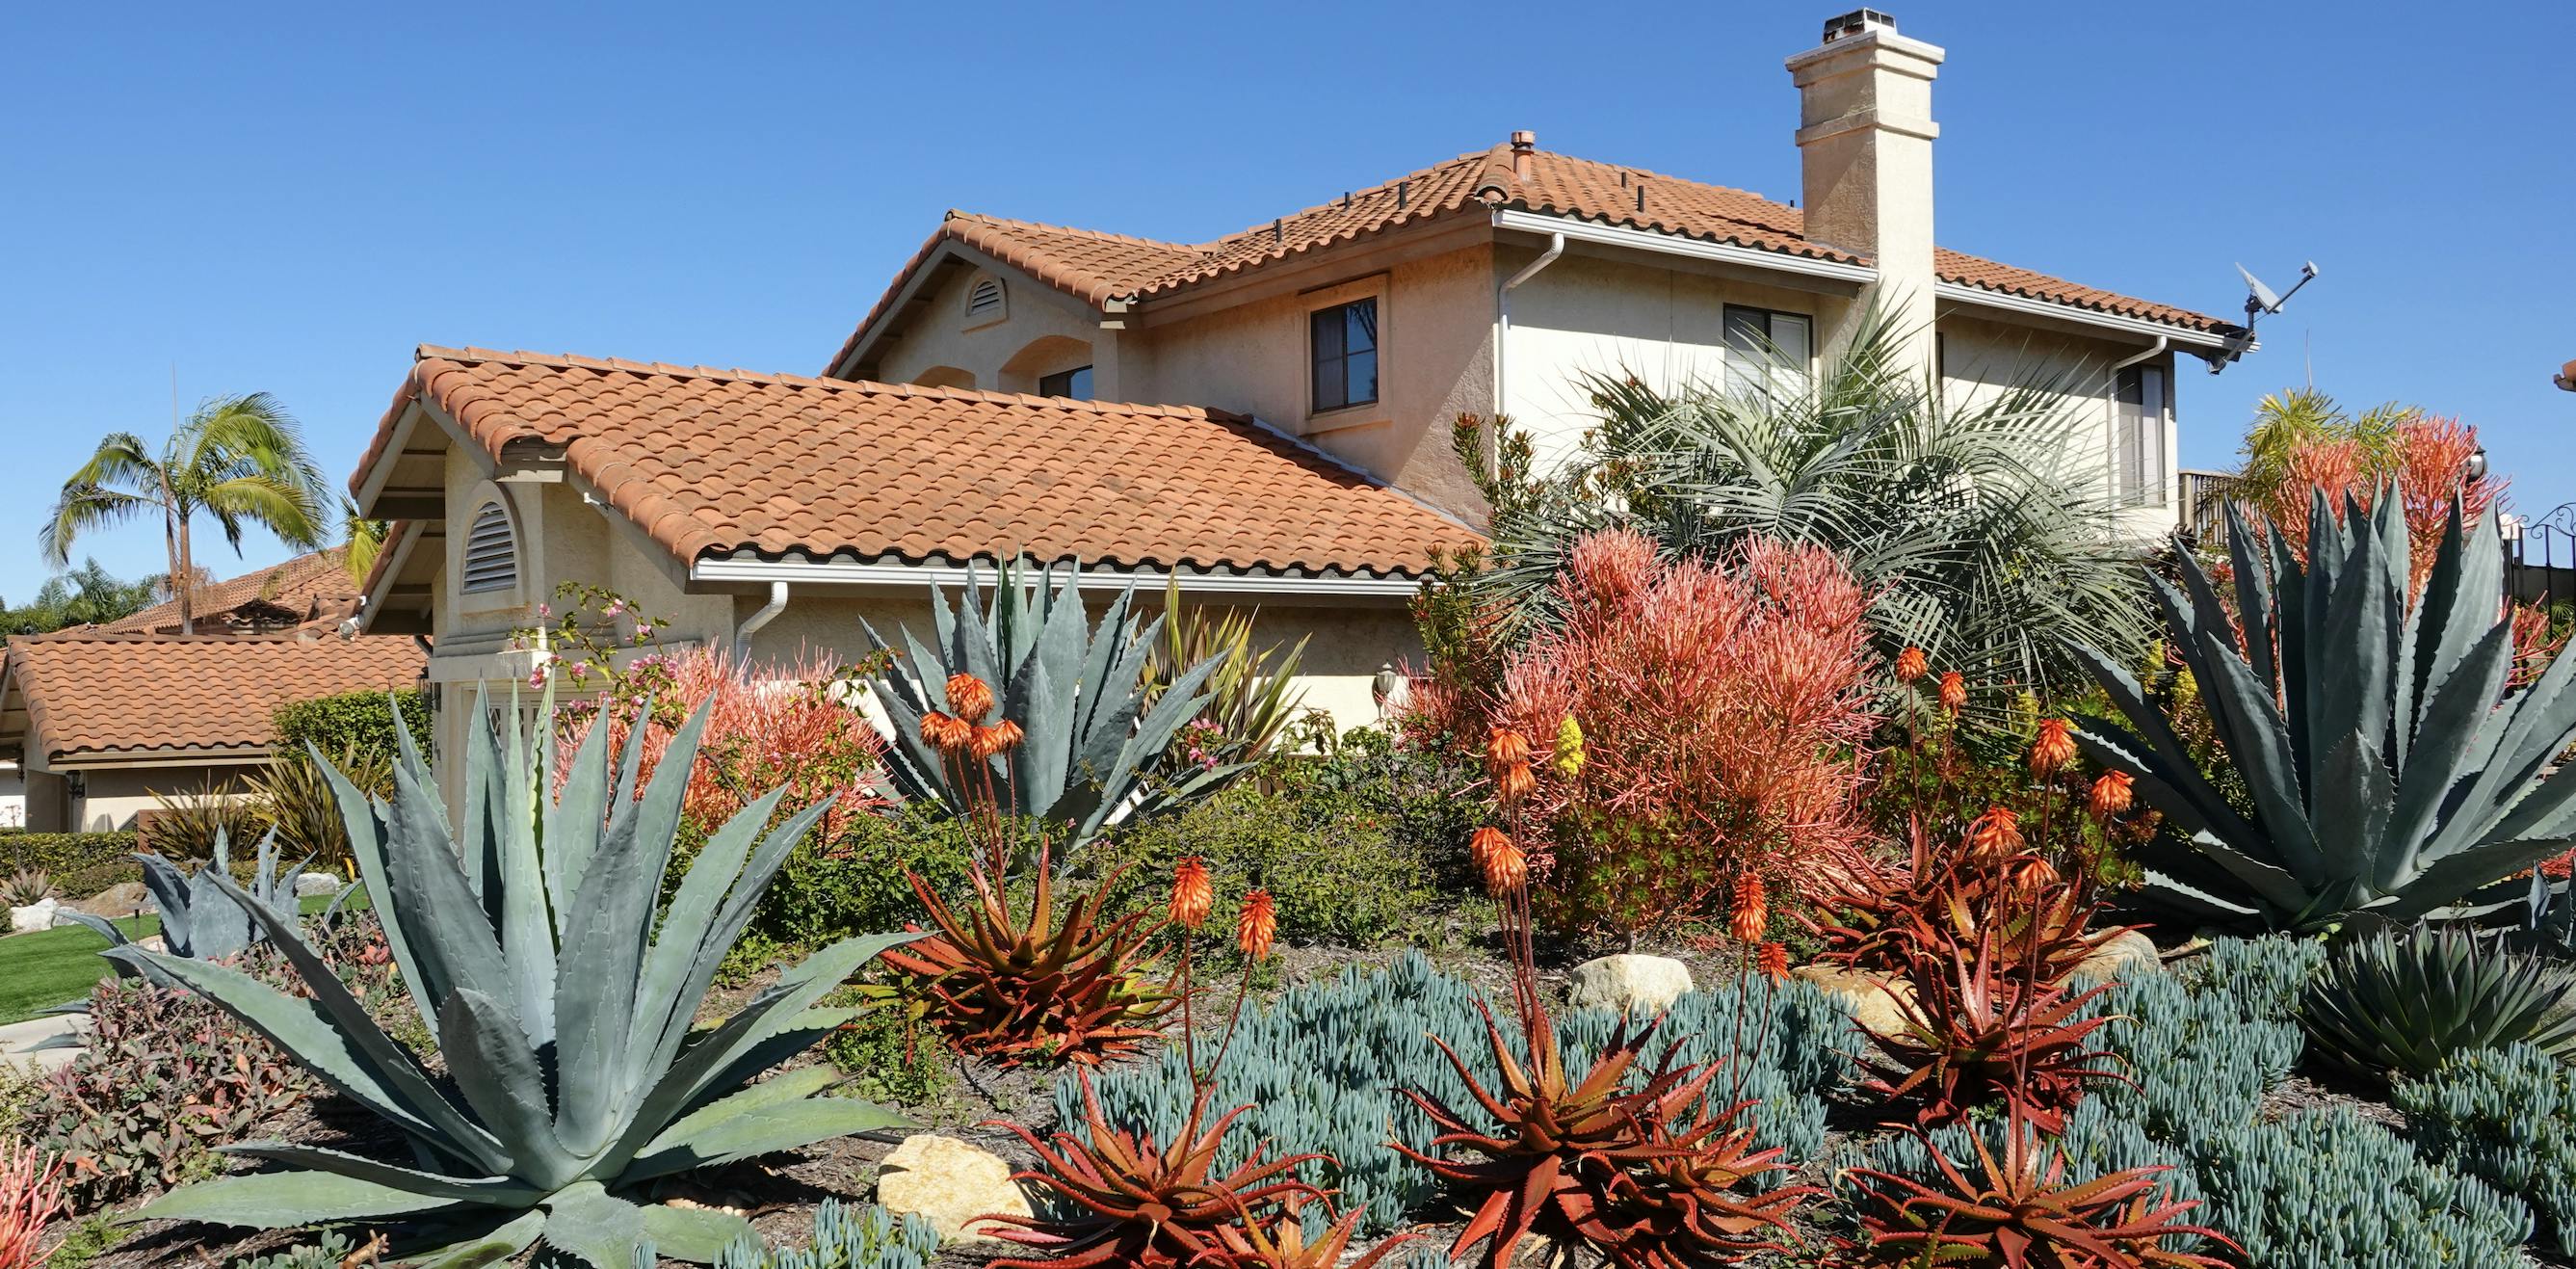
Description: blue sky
3,1,2566,601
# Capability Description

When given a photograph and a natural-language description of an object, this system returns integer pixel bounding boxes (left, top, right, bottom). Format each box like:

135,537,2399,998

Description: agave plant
1862,931,2126,1135
1837,1106,2234,1268
0,868,55,909
2300,924,2576,1079
873,847,1177,1068
113,694,921,1267
56,831,319,968
862,555,1238,855
2074,493,2576,931
1394,1006,1812,1269
983,1078,1327,1269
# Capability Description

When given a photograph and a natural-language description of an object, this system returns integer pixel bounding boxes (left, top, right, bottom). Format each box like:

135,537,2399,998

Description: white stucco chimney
1787,9,1945,375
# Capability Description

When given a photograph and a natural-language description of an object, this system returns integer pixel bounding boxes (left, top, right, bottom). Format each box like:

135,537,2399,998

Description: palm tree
41,392,329,635
1472,303,2152,706
338,499,388,585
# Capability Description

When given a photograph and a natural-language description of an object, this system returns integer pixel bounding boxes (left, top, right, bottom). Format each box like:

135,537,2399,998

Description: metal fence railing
2508,503,2576,611
2177,469,2241,542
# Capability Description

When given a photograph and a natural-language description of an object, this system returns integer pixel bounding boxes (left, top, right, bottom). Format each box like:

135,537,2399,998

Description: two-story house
349,11,2245,768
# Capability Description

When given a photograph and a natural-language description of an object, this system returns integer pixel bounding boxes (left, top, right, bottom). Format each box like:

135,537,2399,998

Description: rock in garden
8,897,63,935
874,1133,1031,1245
2073,930,2163,982
1565,954,1695,1015
1789,964,1919,1040
72,882,152,917
295,872,346,897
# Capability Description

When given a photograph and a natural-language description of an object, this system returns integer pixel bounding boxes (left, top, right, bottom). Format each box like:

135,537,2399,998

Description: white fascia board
1492,208,1879,284
689,555,1422,598
1934,281,2235,351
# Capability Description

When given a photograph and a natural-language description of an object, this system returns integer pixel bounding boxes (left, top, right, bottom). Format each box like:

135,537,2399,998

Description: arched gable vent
964,276,1007,323
460,500,519,595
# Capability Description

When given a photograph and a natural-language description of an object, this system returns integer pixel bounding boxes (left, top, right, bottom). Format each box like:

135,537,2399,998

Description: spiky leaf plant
56,831,319,967
1836,1105,2234,1269
1808,818,2124,983
0,867,55,908
2300,924,2576,1079
862,555,1238,854
1862,931,2126,1135
2073,492,2576,931
111,694,920,1267
983,1079,1328,1269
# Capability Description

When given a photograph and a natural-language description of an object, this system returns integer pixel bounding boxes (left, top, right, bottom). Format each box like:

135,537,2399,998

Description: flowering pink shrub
555,645,884,849
1495,529,1879,936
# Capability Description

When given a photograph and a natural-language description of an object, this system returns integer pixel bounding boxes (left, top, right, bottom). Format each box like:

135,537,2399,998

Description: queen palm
42,392,330,635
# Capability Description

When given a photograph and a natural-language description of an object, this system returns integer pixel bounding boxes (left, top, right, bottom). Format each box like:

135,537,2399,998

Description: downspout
1491,230,1564,479
2107,335,2169,520
732,581,788,663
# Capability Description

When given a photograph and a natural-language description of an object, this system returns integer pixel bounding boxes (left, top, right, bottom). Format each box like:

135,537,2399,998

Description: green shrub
712,1199,938,1269
228,1231,355,1269
1092,780,1468,949
0,831,139,881
52,859,143,901
2397,1044,2576,1256
267,686,431,760
750,807,977,951
1059,953,1848,1237
820,990,953,1111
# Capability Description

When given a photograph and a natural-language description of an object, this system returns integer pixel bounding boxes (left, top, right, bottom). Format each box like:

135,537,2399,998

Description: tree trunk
174,510,195,636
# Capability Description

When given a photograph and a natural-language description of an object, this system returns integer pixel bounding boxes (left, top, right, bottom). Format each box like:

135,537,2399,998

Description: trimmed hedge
270,687,431,760
0,831,140,874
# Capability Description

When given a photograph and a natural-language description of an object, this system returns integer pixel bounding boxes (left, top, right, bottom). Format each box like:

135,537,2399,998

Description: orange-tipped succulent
1485,725,1535,769
1894,646,1929,683
1237,888,1277,961
946,672,996,724
983,1079,1327,1269
1170,857,1214,931
969,719,1025,759
1470,826,1527,895
2029,717,2077,777
1208,1200,1422,1269
1937,671,1967,713
1758,940,1790,981
2090,770,2136,819
1964,806,2023,859
876,853,1177,1068
921,710,974,753
1859,930,2126,1135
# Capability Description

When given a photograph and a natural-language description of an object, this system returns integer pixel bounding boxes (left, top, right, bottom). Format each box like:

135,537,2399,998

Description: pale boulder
2072,930,2164,983
1789,964,1920,1040
295,872,347,897
8,898,63,935
875,1133,1030,1245
1565,954,1695,1016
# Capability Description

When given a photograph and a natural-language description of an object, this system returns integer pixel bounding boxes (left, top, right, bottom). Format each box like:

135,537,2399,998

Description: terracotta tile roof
104,547,360,635
829,143,2229,371
3,632,426,761
356,347,1484,578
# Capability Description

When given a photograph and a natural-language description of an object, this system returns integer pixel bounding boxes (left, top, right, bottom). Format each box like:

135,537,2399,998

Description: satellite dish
2204,260,2320,373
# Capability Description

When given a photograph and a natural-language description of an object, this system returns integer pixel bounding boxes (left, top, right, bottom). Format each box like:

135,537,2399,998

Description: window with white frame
460,500,519,595
1722,304,1813,393
2113,364,2169,507
1309,297,1380,413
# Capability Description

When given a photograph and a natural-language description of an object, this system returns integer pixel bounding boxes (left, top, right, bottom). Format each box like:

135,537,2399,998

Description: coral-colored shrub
1494,529,1879,935
555,646,883,847
2268,414,2502,595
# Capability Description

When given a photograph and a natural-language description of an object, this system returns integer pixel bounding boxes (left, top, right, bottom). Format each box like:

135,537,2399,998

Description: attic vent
460,500,518,595
963,276,1007,326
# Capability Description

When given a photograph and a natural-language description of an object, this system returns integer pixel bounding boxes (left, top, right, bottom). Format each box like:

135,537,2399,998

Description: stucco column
1787,13,1946,382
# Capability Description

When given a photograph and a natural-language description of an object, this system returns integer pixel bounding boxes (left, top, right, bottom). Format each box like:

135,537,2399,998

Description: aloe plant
57,831,321,968
111,692,920,1267
2300,924,2576,1079
862,556,1239,853
2074,492,2576,930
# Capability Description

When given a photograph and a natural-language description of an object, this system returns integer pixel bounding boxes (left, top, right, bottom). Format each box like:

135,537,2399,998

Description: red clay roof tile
4,632,426,761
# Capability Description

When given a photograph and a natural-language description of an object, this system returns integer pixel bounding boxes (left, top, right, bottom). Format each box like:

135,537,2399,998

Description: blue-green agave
862,556,1238,852
57,830,325,970
2074,492,2576,930
116,693,920,1267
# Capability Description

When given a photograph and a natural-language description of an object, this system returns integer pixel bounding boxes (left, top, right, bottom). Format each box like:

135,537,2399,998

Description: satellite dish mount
2208,259,2319,373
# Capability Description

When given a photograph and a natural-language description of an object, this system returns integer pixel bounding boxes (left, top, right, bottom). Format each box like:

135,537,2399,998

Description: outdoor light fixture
2469,447,2490,483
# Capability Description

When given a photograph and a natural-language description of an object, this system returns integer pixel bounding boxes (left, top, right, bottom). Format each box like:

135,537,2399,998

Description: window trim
1721,304,1816,389
2112,362,2171,509
1038,364,1094,399
1302,279,1388,425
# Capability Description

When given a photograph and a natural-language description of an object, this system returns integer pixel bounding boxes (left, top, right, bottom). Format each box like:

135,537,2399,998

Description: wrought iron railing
2508,502,2576,611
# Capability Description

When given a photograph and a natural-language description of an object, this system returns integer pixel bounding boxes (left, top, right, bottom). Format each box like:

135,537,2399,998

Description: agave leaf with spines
110,686,922,1266
862,555,1242,856
2073,489,2576,930
55,829,321,977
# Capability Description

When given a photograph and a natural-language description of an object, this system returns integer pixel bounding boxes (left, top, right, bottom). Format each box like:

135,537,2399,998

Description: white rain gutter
1935,282,2234,352
1492,209,1879,284
2109,334,2169,376
692,556,1422,598
731,581,789,662
1492,229,1564,479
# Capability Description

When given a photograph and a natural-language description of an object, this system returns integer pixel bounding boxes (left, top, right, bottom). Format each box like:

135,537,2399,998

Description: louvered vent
460,501,518,595
965,277,1004,319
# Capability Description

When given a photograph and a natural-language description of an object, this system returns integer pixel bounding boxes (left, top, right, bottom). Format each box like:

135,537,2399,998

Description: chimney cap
1822,8,1897,40
1510,129,1537,152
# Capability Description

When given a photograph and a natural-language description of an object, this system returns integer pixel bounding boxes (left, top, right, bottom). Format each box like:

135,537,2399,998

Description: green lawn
0,891,363,1026
0,913,159,1026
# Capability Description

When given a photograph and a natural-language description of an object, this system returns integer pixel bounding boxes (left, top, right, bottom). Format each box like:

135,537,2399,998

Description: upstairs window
1038,365,1094,399
1310,297,1380,413
2114,364,2170,507
1722,304,1813,393
460,500,519,595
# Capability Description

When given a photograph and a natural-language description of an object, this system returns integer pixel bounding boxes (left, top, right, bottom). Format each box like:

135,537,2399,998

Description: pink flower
603,600,626,618
632,623,655,643
527,667,548,689
538,602,552,618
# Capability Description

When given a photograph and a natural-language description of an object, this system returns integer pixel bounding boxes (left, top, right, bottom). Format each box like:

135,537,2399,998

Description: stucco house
349,10,2242,765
